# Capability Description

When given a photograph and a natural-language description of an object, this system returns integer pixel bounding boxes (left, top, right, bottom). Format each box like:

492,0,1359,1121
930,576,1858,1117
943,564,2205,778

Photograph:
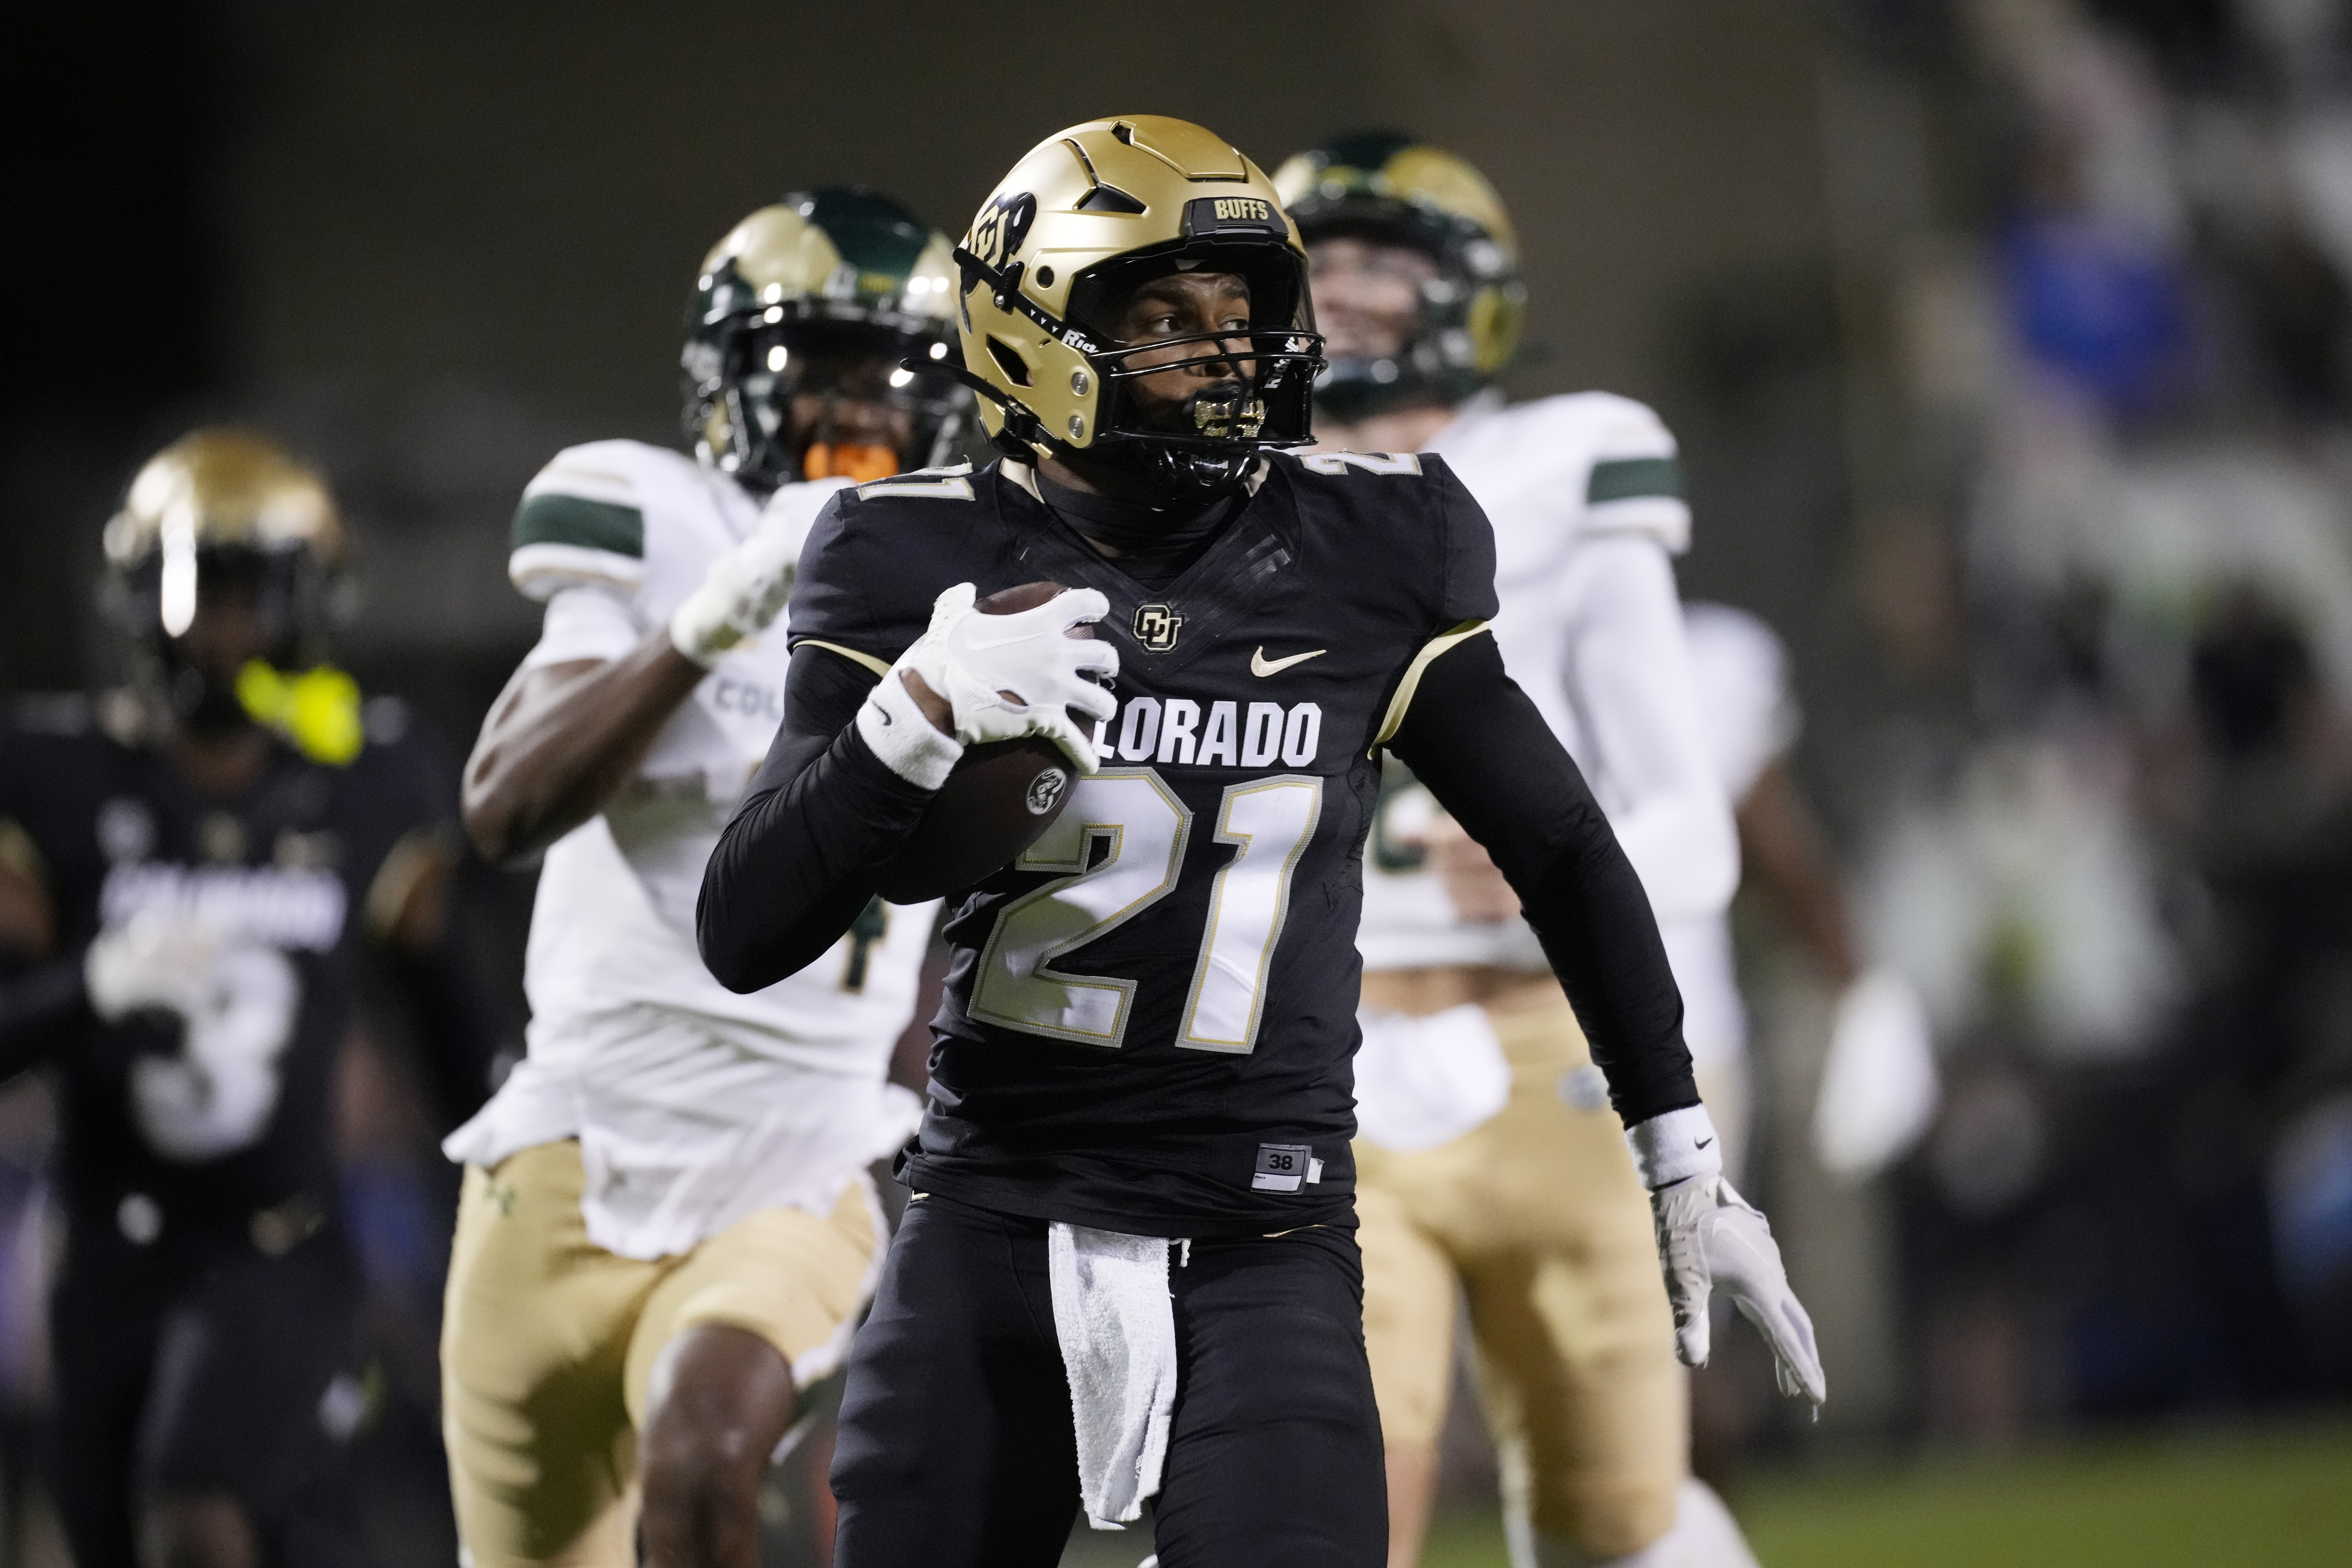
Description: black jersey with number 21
786,452,1498,1237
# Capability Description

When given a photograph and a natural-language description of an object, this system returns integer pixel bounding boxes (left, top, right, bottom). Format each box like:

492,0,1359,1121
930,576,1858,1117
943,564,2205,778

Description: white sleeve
1557,535,1739,923
517,584,646,674
1683,603,1800,803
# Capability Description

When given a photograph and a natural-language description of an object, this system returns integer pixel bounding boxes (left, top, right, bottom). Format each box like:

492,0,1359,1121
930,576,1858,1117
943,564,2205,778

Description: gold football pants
440,1140,879,1568
1356,986,1684,1558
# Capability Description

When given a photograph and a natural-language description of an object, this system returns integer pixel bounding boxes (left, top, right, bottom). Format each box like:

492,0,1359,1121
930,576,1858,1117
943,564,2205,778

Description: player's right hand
898,582,1120,772
667,489,818,666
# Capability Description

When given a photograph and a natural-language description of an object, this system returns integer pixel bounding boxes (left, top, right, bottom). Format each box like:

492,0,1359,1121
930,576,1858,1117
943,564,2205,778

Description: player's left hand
1649,1171,1826,1410
86,913,301,1162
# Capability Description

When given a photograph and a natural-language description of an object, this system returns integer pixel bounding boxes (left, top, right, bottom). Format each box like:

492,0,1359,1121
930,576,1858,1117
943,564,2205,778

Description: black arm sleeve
0,953,87,1083
696,647,937,993
1387,632,1698,1125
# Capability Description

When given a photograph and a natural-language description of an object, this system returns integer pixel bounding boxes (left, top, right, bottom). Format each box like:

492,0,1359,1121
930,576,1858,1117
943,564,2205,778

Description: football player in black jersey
698,117,1823,1568
0,432,505,1568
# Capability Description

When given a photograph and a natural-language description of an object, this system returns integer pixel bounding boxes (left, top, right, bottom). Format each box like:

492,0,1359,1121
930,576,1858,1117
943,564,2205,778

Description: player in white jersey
440,190,971,1568
1277,135,1785,1568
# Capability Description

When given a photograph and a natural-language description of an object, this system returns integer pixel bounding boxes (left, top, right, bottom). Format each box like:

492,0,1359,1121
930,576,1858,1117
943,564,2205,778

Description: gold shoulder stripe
1369,621,1491,755
792,638,893,678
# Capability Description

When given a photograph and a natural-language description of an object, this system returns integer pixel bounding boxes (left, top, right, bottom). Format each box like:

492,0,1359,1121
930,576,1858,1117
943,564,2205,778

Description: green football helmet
682,188,970,492
1272,133,1526,419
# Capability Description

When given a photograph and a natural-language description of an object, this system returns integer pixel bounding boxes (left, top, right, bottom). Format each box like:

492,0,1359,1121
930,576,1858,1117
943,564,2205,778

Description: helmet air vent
985,336,1034,387
1075,183,1148,215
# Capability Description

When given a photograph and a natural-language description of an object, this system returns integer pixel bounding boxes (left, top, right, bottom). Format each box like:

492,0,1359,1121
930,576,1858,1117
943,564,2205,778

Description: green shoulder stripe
1586,456,1682,505
511,493,645,558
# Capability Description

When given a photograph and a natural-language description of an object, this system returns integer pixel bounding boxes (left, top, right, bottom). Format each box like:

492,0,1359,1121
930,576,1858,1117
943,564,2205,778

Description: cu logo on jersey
970,191,1037,271
1132,603,1184,652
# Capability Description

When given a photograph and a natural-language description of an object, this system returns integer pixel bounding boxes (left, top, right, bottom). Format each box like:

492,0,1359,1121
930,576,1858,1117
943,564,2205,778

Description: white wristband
1625,1103,1724,1189
856,671,963,790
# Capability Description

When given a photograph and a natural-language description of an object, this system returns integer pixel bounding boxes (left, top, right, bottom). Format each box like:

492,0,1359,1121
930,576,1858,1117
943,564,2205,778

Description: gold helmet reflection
953,116,1323,497
103,428,348,581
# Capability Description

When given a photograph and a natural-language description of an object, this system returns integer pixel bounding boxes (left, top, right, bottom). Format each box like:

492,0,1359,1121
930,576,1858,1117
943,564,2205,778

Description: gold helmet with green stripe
1271,132,1525,418
683,188,970,492
950,116,1326,500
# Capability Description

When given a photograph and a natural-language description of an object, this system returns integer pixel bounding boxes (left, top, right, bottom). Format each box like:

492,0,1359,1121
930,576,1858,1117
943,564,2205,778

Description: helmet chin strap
923,358,1075,462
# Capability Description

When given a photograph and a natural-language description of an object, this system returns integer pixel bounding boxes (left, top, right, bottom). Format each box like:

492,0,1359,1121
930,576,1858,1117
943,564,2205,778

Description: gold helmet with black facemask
101,429,365,762
1271,132,1525,420
683,188,970,492
951,116,1325,501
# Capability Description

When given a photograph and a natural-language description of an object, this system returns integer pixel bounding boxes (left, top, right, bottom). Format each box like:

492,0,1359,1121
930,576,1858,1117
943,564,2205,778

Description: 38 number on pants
969,768,1323,1054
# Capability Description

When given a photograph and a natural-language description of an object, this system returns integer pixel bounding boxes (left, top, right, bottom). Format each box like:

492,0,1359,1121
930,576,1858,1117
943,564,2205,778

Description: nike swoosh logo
1251,647,1327,677
1696,1137,1715,1149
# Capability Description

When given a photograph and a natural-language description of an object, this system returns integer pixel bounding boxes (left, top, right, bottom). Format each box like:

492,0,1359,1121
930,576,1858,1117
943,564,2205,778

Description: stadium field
1416,1421,2352,1568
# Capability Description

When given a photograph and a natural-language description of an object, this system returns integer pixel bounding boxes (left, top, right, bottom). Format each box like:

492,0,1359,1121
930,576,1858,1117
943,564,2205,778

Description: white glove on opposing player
85,914,300,1163
859,581,1119,787
1813,967,1940,1183
668,480,846,666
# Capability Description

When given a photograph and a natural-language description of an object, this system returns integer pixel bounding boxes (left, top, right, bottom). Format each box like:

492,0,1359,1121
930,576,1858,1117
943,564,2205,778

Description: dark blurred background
10,1,2352,1564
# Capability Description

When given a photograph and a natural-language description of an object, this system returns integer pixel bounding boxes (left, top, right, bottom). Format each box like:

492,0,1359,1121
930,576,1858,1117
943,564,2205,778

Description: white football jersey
1683,602,1799,805
1668,604,1801,1075
1359,393,1739,980
444,439,937,1259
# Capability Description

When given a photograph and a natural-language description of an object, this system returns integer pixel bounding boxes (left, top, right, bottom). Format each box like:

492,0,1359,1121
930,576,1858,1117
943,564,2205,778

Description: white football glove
85,914,300,1163
1648,1171,1826,1409
1628,1103,1825,1410
668,479,847,666
858,581,1118,787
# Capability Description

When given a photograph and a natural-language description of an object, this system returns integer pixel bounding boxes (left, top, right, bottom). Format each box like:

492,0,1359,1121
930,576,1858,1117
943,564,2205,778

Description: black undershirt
1033,470,1241,590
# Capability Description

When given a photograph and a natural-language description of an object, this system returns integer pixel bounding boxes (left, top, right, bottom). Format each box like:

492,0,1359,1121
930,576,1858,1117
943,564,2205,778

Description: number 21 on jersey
968,768,1323,1053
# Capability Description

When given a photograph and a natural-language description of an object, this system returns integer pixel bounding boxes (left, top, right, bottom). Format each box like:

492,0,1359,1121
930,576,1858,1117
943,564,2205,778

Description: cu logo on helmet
1132,603,1184,652
972,191,1037,270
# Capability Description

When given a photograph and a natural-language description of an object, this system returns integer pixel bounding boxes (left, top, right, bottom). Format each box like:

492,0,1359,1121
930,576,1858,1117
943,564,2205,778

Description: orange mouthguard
802,443,898,482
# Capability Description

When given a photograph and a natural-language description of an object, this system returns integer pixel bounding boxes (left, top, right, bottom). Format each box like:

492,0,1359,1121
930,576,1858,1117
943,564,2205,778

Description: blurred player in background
0,431,505,1568
443,189,966,1568
1279,134,1765,1568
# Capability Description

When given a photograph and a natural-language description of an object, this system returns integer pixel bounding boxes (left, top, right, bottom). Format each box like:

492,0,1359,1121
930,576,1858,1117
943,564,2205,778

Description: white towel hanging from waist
1047,1222,1179,1530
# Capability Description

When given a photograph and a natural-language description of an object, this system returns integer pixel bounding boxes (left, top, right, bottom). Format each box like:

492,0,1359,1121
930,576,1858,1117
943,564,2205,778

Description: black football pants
830,1191,1386,1568
48,1214,362,1568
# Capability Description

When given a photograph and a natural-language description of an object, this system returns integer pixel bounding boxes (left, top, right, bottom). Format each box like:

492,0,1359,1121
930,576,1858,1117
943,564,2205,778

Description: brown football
874,582,1096,903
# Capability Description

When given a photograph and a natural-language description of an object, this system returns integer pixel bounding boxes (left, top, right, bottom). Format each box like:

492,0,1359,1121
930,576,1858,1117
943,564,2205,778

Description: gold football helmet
952,115,1324,498
1272,132,1526,417
102,430,359,754
683,189,968,491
